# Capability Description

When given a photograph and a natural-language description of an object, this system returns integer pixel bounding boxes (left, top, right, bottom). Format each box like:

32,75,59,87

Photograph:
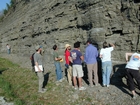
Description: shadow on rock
43,72,51,88
111,63,131,96
82,58,102,85
82,62,89,85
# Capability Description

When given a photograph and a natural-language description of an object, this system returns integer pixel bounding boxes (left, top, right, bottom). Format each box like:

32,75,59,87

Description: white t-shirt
6,45,10,49
125,53,140,70
100,47,114,62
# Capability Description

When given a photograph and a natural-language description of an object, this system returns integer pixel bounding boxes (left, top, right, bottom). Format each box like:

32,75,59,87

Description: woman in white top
100,42,115,87
125,52,140,99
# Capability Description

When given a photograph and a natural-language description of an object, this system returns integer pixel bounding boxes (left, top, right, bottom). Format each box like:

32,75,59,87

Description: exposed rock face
0,0,139,70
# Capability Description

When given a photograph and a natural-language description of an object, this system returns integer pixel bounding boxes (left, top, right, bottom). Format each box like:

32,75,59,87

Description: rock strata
0,0,139,77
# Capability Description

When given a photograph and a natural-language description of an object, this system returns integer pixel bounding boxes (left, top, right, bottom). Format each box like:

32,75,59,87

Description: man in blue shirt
70,42,86,90
84,39,99,87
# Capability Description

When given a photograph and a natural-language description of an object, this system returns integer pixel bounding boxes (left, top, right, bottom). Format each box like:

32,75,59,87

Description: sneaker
95,83,100,86
59,79,63,82
74,87,78,90
79,87,86,90
55,80,60,83
43,88,47,91
132,94,137,99
61,78,65,80
107,85,110,87
38,90,45,93
103,84,106,87
59,78,64,82
89,85,94,87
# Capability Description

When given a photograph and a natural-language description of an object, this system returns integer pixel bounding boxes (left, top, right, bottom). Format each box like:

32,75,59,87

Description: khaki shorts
72,65,83,78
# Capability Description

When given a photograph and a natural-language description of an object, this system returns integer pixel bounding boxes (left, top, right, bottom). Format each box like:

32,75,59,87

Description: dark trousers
125,68,140,91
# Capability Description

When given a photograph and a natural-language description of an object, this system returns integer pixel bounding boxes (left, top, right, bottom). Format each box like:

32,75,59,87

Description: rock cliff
0,0,140,70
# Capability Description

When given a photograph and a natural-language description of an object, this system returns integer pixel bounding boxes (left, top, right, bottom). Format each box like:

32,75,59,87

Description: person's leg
93,62,99,85
7,49,9,54
125,69,135,95
78,77,82,87
9,49,11,54
73,76,77,87
106,61,112,86
72,65,77,88
131,69,140,96
58,62,63,79
87,64,94,86
102,62,107,86
77,65,85,88
67,66,72,85
131,70,140,87
55,62,61,81
37,72,44,92
77,65,86,90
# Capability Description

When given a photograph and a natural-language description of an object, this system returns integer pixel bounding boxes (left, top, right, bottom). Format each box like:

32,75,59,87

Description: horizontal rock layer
0,0,140,69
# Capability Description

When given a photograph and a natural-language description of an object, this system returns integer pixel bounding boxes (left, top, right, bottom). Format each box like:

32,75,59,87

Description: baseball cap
35,45,42,50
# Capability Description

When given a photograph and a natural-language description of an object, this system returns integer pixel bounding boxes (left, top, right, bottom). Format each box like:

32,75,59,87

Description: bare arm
125,53,133,62
69,56,73,63
99,54,102,58
55,57,62,61
80,55,84,61
109,43,115,48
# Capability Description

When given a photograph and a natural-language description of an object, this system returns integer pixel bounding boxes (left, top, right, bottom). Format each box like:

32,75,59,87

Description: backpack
30,53,35,67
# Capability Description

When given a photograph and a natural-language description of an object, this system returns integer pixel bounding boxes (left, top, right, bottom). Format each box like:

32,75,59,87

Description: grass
0,57,101,105
0,57,72,105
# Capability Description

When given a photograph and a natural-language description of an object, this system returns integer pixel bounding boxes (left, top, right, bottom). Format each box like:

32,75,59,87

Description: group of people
33,39,140,99
52,39,115,90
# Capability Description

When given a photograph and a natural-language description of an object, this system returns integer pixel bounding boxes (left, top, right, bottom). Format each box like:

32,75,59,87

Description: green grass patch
0,57,101,105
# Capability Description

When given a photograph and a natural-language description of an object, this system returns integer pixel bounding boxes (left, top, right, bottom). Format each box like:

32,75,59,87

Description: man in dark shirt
70,42,86,90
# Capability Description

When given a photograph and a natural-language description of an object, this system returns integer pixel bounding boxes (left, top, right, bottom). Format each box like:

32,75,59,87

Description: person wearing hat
84,39,99,87
64,44,72,85
34,45,46,93
53,44,64,82
125,52,140,99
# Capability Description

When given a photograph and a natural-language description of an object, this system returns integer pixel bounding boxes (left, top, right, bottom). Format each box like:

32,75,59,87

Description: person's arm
55,57,62,61
99,49,103,58
54,52,62,61
99,54,102,58
80,55,84,61
69,56,73,63
125,53,133,62
84,49,87,63
109,43,115,48
35,62,42,72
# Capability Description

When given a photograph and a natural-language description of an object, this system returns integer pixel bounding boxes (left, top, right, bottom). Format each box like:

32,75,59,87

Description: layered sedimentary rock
0,0,139,69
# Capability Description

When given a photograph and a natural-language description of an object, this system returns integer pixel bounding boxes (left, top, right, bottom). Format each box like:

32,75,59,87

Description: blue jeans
102,61,112,85
54,62,63,81
7,49,11,54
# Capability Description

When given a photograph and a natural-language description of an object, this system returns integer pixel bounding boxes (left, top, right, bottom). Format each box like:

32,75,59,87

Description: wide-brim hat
65,44,71,49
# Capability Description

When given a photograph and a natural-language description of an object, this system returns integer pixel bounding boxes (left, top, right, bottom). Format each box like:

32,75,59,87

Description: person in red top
65,44,72,85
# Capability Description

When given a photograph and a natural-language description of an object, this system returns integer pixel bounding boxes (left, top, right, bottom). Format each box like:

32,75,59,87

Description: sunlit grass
0,57,60,104
0,57,101,105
